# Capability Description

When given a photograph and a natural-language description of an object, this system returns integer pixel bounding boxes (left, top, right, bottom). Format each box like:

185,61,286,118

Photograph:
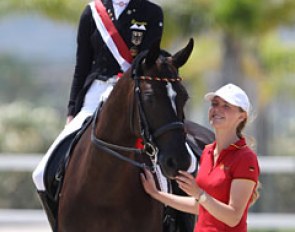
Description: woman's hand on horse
140,169,159,197
176,171,202,199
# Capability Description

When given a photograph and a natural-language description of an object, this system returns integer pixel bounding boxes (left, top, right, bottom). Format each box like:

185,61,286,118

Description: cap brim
204,92,236,107
204,92,216,101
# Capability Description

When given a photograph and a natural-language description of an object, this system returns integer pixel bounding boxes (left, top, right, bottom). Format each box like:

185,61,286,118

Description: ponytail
236,108,260,206
236,118,247,139
250,181,261,206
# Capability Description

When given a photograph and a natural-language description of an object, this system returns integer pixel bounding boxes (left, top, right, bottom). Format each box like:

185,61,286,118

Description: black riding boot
37,191,57,231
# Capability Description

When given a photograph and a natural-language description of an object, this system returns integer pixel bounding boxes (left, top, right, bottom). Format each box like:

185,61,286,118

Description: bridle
91,52,185,172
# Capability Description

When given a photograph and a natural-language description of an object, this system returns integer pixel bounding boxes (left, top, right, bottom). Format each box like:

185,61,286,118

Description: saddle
41,116,93,230
44,117,93,200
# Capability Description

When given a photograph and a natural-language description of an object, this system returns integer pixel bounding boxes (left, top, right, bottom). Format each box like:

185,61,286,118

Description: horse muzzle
157,143,194,178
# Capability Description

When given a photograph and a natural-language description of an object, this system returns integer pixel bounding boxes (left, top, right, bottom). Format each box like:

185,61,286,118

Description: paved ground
0,223,51,232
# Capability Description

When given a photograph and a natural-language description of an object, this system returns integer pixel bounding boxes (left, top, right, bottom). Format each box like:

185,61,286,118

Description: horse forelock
154,51,179,79
156,52,189,118
133,49,188,120
131,48,179,80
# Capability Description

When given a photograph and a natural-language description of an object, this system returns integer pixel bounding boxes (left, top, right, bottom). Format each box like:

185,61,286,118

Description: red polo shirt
195,138,260,232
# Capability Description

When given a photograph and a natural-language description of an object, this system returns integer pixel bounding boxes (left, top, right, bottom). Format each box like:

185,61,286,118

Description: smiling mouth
212,115,224,120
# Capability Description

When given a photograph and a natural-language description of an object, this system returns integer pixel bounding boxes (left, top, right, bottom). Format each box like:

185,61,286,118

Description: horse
57,38,211,232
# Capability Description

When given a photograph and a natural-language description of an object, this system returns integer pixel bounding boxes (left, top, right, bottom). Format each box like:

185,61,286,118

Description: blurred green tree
0,0,86,22
162,0,295,91
0,56,33,103
0,102,62,153
161,0,295,214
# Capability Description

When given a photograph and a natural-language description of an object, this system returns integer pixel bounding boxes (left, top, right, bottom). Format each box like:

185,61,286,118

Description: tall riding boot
37,191,57,231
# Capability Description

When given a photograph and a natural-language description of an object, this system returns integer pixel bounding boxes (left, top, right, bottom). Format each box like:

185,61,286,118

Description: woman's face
208,96,247,131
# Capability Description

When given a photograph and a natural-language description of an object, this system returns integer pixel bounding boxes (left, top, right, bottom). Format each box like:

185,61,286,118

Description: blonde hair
236,107,248,139
236,108,260,206
236,118,247,139
236,108,256,147
250,181,261,206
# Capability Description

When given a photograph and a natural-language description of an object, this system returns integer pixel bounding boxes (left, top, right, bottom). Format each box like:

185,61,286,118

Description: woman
141,83,260,232
32,0,163,228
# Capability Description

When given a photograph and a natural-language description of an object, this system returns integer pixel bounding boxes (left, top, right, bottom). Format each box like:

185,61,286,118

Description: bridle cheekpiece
91,51,185,172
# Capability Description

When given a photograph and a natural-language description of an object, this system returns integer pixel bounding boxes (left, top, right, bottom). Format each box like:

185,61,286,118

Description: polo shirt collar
228,137,246,150
210,137,246,152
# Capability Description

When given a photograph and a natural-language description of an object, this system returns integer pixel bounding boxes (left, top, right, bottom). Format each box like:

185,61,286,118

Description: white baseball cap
204,83,251,114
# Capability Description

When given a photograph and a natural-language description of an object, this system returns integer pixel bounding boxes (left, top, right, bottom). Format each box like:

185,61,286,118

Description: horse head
131,38,194,178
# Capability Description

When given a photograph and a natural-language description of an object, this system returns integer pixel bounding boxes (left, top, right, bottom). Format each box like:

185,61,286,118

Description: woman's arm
140,169,199,215
199,179,255,227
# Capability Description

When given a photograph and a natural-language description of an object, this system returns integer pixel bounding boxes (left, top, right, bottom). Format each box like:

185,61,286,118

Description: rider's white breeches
32,78,116,191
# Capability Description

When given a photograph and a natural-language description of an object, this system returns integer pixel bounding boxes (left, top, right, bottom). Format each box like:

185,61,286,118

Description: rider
32,0,163,229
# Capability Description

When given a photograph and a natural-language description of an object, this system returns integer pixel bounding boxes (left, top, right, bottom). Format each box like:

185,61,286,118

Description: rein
91,105,149,170
90,53,185,172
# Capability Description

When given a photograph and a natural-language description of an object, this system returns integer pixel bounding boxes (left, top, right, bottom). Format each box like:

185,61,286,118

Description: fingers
140,169,159,197
176,175,189,183
176,177,192,192
176,175,193,185
140,173,146,182
177,182,189,192
144,168,153,179
176,178,192,189
178,170,194,179
175,171,198,196
140,168,153,184
176,171,195,186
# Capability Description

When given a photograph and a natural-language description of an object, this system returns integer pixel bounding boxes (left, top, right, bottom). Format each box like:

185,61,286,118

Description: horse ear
144,38,161,66
172,38,194,68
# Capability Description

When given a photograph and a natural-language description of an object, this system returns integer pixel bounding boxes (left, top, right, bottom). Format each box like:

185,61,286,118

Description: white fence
1,154,295,173
0,154,42,171
0,154,295,230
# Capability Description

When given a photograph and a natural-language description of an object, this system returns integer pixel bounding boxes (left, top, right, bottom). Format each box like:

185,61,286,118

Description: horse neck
95,77,136,146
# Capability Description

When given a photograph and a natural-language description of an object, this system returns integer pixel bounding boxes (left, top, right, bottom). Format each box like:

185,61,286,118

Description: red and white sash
89,0,133,72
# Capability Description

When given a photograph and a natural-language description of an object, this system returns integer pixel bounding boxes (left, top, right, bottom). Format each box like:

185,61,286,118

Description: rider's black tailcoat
68,0,163,116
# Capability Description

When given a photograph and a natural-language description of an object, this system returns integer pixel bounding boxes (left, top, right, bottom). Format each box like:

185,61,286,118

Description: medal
130,46,138,57
130,22,146,47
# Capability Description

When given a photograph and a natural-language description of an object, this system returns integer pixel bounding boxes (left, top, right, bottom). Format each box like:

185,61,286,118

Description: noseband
91,52,185,172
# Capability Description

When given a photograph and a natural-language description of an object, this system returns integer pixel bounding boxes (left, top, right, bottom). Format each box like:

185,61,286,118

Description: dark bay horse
57,39,198,232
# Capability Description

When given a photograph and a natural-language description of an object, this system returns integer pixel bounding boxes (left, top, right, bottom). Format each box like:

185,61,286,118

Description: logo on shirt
220,163,230,171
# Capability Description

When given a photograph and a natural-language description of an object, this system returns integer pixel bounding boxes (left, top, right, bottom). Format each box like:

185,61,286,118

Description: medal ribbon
89,0,133,72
